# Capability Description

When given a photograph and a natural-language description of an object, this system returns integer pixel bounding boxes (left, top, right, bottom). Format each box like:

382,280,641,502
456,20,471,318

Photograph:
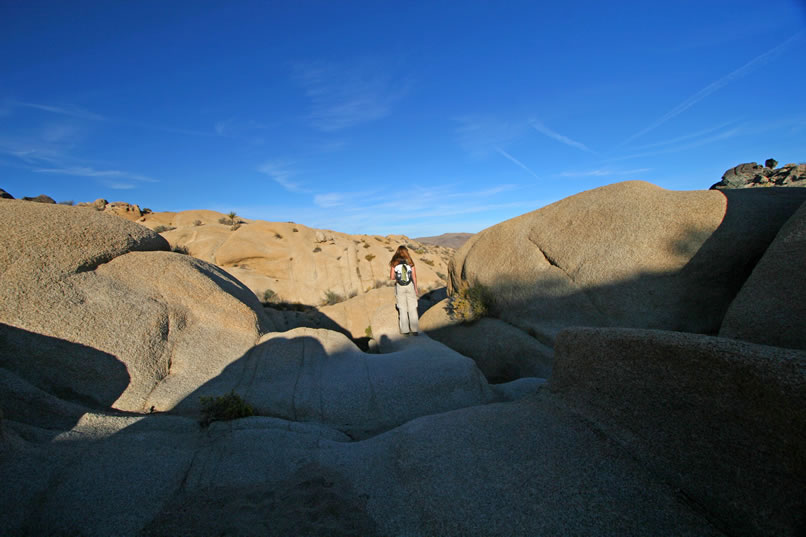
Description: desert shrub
348,290,358,299
153,225,175,234
199,391,254,427
374,236,383,242
421,258,434,266
765,158,778,169
386,246,394,252
313,246,322,253
218,217,230,224
58,200,75,206
323,290,345,305
365,325,373,338
193,220,202,226
275,233,283,239
142,208,152,214
293,228,299,232
230,223,241,231
363,243,370,249
436,271,447,281
449,283,492,323
262,288,279,304
414,248,426,255
172,245,189,254
365,254,376,262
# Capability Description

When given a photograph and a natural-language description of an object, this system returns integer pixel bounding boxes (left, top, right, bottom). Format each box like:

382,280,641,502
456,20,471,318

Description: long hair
389,245,414,267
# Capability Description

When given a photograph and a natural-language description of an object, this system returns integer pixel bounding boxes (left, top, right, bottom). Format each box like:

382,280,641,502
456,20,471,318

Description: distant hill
415,232,473,249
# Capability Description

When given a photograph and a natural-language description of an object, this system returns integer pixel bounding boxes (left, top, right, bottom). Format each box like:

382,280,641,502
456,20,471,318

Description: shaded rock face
139,210,452,306
551,328,806,537
0,199,271,412
711,161,805,189
0,188,13,199
720,199,806,350
420,298,553,382
449,181,806,346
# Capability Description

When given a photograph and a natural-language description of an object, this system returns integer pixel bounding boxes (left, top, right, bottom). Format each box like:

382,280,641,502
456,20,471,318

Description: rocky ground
1,178,804,536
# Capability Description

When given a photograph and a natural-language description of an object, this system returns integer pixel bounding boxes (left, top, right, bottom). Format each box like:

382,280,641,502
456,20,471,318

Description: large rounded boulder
0,199,273,414
449,181,806,346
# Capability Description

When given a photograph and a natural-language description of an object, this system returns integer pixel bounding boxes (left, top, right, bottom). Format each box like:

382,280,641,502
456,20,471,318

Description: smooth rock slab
188,327,498,438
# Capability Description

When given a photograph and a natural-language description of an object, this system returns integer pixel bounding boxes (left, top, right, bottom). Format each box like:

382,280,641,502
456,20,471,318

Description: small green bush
230,223,241,231
262,288,279,304
199,391,254,427
365,325,373,338
193,220,202,226
275,233,283,239
365,254,376,262
363,243,370,249
421,258,434,266
313,246,322,253
449,283,492,323
58,200,75,206
323,290,345,305
436,271,447,281
293,228,299,232
153,225,175,234
374,236,383,242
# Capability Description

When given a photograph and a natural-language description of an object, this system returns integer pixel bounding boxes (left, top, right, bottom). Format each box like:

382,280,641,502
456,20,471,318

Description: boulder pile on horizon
1,177,804,537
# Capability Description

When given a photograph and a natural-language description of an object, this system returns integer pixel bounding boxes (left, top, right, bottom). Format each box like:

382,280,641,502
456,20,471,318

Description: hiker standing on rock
389,245,419,336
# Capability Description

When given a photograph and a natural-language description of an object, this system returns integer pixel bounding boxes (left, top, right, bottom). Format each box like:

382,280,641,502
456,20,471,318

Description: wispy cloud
11,100,107,121
559,168,651,178
293,59,409,131
495,147,540,179
622,32,804,145
608,126,741,161
530,120,596,154
454,116,527,157
33,165,158,184
258,160,308,193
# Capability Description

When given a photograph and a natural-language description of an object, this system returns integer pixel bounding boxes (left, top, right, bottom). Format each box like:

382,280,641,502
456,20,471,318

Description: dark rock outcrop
711,161,805,189
0,188,13,199
21,194,56,203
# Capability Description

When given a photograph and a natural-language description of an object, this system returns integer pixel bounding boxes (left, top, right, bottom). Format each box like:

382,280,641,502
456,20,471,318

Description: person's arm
390,265,395,281
412,265,419,296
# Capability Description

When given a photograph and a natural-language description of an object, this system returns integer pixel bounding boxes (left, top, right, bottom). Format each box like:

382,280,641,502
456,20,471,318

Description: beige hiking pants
395,283,419,334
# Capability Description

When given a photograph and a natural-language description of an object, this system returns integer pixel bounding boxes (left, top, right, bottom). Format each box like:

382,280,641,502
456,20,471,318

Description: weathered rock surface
450,181,806,346
0,199,272,412
420,298,553,381
720,200,806,350
711,161,806,189
139,210,451,306
551,327,806,537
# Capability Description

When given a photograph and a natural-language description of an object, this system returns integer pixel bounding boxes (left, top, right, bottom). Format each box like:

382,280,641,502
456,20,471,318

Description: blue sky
1,1,805,236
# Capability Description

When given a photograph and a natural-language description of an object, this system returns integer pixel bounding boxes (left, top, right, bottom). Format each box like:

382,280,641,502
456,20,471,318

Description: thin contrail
622,32,803,145
495,147,540,178
530,120,596,154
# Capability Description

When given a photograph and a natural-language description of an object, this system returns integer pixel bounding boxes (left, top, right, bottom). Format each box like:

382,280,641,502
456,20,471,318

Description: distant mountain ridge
414,232,473,249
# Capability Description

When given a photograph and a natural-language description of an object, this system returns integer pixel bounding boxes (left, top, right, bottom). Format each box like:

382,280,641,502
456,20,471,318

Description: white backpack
394,263,412,285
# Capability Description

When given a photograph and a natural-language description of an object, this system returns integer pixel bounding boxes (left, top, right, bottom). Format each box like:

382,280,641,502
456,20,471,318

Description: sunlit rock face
449,181,806,345
138,209,452,307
